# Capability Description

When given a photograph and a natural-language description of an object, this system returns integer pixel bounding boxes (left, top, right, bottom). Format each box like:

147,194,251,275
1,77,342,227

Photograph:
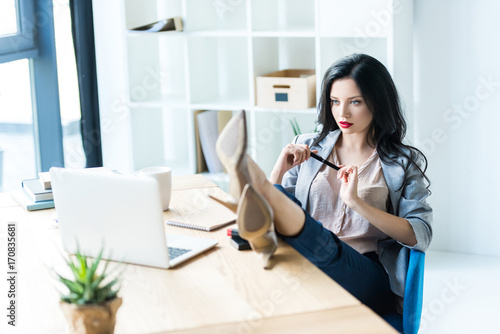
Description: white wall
414,0,500,256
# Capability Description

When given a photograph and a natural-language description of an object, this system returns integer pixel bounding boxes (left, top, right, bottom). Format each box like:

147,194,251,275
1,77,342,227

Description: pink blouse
307,148,389,254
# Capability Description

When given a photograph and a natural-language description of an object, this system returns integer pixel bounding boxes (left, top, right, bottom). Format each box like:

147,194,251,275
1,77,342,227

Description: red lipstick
339,121,353,128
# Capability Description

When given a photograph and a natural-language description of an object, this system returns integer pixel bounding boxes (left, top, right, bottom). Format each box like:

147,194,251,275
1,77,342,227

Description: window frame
0,0,38,62
0,0,64,172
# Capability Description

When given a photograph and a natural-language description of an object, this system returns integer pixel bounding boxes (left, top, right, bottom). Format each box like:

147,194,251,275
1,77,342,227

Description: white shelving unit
92,0,413,176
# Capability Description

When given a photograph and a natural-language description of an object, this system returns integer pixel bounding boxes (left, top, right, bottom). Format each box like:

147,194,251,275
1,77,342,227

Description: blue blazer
281,130,433,303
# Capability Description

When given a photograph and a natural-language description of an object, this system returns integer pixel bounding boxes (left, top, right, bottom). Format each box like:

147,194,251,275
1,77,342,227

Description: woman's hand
336,164,418,246
337,165,361,207
270,144,318,184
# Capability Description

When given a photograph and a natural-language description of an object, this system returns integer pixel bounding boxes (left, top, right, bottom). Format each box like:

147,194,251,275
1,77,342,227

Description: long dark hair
314,53,430,190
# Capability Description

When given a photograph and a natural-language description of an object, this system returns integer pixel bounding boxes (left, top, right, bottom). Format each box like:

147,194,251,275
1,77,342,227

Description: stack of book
11,172,55,211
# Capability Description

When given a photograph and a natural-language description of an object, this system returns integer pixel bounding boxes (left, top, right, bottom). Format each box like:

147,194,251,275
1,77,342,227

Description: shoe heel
249,231,277,269
237,184,277,269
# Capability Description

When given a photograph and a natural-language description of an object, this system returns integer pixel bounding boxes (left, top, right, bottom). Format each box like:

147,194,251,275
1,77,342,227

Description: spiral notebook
166,205,237,231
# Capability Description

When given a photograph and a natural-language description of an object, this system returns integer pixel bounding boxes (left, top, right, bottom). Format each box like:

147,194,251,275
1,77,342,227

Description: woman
214,54,432,317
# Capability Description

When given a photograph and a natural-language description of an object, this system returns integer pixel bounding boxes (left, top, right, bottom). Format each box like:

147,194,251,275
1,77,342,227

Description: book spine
12,190,55,211
26,201,55,211
22,187,53,202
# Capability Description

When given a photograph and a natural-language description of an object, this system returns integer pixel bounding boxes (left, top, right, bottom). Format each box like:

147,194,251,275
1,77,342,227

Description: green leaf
96,285,118,304
294,119,301,135
97,257,111,280
96,286,111,303
73,241,86,278
54,248,82,283
53,243,122,305
90,273,107,291
99,278,119,293
95,289,107,304
57,274,84,295
289,119,297,136
106,290,118,301
86,248,103,283
289,117,302,136
62,292,83,304
64,256,85,284
75,298,87,306
83,284,94,303
97,262,123,289
75,252,87,280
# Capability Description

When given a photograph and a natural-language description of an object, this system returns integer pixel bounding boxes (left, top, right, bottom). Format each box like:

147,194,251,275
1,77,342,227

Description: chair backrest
403,250,426,334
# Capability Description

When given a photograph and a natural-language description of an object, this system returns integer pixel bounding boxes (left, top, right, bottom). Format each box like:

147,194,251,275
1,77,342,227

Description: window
0,59,35,191
0,0,19,36
0,0,78,192
0,0,36,60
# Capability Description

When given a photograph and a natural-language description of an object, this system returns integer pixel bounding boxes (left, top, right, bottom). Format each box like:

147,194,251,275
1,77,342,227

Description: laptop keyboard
168,247,190,260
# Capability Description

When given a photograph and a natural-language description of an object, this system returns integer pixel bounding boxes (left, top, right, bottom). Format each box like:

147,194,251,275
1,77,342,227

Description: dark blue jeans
274,185,396,316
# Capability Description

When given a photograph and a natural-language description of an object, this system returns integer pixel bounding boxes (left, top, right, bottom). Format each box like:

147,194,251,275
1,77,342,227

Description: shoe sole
237,184,274,240
216,110,250,200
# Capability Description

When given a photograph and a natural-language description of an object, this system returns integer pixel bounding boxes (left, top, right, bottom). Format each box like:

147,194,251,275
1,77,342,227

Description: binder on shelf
197,110,223,173
217,110,232,137
195,110,232,174
129,16,183,32
194,110,208,174
166,205,236,232
216,110,232,173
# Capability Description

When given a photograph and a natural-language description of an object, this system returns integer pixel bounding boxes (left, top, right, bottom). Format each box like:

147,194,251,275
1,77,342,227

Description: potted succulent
53,247,123,334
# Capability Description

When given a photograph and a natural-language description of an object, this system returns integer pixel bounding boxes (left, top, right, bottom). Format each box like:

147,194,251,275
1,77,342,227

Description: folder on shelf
216,110,232,173
197,110,223,173
166,205,236,232
195,110,233,173
129,16,183,32
194,110,209,173
217,110,232,136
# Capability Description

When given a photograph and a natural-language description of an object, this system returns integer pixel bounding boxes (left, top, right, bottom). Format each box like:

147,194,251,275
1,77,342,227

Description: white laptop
49,167,218,269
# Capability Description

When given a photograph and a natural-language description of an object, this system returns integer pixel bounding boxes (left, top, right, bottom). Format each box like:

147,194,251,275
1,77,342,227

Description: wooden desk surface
0,175,396,334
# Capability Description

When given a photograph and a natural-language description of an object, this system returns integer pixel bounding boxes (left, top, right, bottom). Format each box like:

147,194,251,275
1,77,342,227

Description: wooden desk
0,175,396,334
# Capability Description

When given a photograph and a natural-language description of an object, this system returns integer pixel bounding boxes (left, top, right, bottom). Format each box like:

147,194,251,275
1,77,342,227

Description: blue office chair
384,250,426,334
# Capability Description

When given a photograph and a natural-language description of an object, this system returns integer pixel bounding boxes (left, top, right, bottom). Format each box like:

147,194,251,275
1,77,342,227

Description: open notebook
166,205,237,231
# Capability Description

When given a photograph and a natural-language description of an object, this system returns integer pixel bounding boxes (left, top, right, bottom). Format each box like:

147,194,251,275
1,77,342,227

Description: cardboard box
256,69,316,109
